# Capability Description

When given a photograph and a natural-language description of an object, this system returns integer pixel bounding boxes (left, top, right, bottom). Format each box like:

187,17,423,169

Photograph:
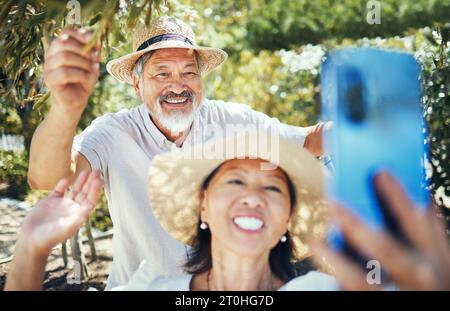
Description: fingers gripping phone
320,48,430,271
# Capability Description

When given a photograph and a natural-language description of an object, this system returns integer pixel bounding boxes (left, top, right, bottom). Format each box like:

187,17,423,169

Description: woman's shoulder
110,260,192,291
278,271,340,291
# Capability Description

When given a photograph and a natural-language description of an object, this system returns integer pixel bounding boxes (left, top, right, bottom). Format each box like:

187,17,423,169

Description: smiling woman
138,133,336,291
183,159,299,285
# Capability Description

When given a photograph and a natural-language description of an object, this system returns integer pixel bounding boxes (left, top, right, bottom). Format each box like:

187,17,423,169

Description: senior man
28,16,328,289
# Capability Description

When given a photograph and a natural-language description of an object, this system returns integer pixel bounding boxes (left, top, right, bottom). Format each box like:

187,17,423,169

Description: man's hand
304,121,332,157
28,28,99,190
311,171,450,290
43,28,100,114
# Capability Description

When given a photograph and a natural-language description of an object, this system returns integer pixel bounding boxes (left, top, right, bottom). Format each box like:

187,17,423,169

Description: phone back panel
320,47,429,249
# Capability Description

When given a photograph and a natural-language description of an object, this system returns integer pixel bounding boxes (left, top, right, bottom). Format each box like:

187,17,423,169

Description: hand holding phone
320,47,430,281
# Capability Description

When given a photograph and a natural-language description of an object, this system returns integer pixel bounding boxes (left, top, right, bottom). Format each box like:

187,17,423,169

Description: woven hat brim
106,40,228,84
148,137,329,260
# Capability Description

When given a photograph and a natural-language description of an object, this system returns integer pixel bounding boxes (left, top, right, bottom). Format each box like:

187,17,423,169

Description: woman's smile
232,214,265,233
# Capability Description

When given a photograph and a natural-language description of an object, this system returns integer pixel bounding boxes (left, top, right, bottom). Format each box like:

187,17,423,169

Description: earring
200,221,208,230
280,235,287,243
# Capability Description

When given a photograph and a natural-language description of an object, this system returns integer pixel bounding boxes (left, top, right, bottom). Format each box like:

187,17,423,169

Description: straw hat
106,16,228,84
148,134,329,260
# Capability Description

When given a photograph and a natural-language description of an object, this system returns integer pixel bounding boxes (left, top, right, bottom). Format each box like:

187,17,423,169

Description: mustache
159,90,194,102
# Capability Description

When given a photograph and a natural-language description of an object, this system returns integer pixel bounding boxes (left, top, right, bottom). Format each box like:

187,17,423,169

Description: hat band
136,33,194,52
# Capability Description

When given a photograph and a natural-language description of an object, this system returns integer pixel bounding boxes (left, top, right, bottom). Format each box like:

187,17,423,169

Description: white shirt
73,99,308,289
110,260,339,291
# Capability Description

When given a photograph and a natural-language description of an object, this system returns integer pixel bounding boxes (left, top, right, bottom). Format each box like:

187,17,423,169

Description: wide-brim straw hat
106,16,228,84
148,134,329,260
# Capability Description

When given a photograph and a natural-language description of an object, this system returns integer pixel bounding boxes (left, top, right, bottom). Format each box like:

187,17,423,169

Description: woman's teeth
233,216,263,231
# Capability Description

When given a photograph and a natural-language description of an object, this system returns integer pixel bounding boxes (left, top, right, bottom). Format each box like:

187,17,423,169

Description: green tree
418,27,450,210
0,0,448,219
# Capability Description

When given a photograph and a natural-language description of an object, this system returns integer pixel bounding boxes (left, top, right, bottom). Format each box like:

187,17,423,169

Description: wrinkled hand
19,171,102,258
304,121,333,157
311,171,450,290
43,28,101,113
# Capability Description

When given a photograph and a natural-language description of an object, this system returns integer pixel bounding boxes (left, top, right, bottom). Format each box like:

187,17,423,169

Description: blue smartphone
320,47,430,266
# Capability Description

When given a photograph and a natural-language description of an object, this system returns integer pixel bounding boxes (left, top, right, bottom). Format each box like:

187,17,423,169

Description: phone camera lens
339,66,366,123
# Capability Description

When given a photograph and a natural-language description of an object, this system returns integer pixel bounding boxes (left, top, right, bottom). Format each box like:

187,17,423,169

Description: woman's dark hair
183,162,298,283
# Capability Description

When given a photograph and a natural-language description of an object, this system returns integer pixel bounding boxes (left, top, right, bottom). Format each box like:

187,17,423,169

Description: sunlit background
0,1,449,288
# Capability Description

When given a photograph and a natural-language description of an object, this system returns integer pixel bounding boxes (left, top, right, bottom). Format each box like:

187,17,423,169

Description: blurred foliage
0,0,448,233
0,0,167,152
244,0,450,50
204,48,322,126
0,150,29,200
175,0,450,51
0,104,22,134
89,189,113,232
416,27,450,209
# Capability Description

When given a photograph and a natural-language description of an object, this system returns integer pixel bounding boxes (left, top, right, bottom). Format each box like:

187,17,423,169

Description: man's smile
162,97,192,109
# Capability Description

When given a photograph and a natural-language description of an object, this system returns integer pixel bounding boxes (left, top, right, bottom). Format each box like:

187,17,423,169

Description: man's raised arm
28,28,100,190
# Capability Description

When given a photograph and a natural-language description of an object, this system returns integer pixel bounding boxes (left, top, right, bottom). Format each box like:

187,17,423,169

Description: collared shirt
73,99,308,289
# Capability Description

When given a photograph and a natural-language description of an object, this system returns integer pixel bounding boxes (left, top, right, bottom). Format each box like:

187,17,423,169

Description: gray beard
150,95,198,134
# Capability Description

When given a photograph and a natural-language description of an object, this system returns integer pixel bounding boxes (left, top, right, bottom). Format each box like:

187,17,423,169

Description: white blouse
110,260,340,291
